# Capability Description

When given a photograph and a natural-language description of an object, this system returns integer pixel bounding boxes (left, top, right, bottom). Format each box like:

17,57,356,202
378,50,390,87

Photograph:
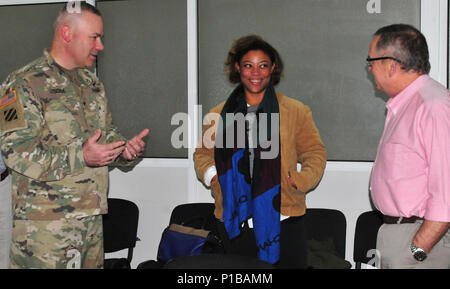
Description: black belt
383,215,423,224
0,170,9,181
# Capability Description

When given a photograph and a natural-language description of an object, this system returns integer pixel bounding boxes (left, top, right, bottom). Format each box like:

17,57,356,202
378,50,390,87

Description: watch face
413,250,427,262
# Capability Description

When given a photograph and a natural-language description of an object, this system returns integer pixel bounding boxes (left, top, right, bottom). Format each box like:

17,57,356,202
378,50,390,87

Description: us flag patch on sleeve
0,90,17,109
0,89,26,133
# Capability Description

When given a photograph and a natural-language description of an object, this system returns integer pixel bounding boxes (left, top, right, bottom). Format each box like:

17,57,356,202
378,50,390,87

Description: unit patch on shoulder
0,89,27,134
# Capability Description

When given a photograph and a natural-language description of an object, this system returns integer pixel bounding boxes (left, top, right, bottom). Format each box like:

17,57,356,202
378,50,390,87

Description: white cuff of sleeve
204,166,217,187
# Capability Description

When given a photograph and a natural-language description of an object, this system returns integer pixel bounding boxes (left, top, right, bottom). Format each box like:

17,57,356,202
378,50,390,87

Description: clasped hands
83,128,150,167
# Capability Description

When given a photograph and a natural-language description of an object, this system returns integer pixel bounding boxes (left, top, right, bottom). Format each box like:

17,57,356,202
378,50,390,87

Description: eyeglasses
366,56,402,67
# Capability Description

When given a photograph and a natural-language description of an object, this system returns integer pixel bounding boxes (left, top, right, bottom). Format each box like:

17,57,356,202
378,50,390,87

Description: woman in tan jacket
194,35,326,268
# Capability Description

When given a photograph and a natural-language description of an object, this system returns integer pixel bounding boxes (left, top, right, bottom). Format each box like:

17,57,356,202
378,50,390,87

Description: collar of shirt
386,74,429,116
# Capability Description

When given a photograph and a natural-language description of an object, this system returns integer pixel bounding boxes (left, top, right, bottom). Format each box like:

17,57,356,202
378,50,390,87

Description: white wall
106,160,193,266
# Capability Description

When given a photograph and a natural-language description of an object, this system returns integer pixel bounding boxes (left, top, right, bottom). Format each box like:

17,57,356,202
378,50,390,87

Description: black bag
216,219,258,257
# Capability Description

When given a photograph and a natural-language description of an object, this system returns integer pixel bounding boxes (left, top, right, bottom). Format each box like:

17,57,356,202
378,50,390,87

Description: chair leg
127,248,134,264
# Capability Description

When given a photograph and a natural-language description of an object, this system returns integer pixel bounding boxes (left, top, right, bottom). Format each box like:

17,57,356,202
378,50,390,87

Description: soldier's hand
123,128,150,160
83,129,125,167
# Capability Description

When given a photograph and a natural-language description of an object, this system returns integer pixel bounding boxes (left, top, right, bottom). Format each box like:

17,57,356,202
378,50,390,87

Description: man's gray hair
374,24,430,74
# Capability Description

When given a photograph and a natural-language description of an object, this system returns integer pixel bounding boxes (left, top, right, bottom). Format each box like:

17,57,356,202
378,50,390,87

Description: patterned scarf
214,84,281,264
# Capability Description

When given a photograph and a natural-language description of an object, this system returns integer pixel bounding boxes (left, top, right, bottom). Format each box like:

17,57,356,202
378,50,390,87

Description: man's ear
388,60,397,77
61,25,72,43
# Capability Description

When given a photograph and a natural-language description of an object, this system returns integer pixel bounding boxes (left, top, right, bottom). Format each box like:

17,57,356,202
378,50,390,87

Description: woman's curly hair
225,35,284,85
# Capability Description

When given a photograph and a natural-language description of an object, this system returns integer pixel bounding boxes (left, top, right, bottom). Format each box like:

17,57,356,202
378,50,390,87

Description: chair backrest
304,208,347,258
169,202,216,231
103,198,139,262
353,210,383,267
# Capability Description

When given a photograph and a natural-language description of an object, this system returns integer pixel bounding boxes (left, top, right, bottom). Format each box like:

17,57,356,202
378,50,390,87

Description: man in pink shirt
368,24,450,268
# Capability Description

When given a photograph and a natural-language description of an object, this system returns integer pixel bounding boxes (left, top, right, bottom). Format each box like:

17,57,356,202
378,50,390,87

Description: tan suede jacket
193,91,326,219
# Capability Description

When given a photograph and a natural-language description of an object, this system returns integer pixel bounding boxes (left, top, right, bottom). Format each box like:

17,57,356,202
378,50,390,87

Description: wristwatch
410,241,427,262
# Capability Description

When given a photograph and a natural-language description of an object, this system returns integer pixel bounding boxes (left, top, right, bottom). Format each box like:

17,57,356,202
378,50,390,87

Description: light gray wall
0,0,188,158
0,0,421,160
97,0,188,158
0,3,59,81
198,0,420,161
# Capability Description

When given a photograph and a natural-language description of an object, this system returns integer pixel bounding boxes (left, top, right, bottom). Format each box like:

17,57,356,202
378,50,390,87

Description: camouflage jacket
0,49,129,220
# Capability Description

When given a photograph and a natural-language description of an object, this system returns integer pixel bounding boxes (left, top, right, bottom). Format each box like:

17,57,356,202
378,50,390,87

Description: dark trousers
217,215,307,269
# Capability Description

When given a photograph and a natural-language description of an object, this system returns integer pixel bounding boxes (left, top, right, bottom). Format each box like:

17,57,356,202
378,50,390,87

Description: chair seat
104,258,131,269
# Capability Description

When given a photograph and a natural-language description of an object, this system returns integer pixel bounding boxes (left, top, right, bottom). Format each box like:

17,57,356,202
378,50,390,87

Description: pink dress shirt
370,75,450,222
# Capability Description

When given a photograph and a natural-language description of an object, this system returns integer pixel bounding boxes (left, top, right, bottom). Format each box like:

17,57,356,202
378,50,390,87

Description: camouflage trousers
10,215,104,269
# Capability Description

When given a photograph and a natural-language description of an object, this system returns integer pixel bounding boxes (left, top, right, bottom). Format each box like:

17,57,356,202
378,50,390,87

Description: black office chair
164,203,274,269
165,206,349,269
167,202,226,255
304,208,350,268
137,202,220,269
168,202,217,231
137,202,274,269
103,198,139,269
353,210,383,269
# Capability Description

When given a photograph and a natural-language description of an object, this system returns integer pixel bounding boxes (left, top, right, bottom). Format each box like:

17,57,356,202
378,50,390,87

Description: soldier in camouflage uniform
0,2,149,269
